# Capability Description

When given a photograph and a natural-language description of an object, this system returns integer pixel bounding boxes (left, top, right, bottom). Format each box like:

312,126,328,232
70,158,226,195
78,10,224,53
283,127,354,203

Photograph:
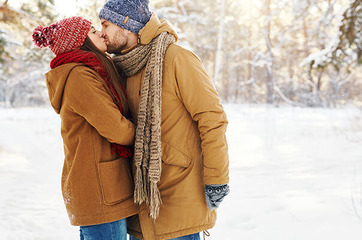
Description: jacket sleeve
173,49,229,185
65,66,134,146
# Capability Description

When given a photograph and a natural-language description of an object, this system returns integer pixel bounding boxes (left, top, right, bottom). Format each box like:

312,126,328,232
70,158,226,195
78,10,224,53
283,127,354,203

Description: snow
0,105,361,239
300,37,340,68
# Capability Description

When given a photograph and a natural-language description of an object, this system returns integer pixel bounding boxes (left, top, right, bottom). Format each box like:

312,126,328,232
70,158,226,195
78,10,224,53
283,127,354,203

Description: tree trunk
265,0,274,104
234,66,242,102
303,16,314,92
213,0,225,86
223,53,229,102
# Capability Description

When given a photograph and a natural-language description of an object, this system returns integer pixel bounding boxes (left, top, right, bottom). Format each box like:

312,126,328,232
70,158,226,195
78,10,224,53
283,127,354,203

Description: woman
32,16,139,240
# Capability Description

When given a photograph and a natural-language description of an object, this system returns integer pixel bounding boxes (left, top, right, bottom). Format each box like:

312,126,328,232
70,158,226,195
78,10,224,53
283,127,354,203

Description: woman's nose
100,30,106,38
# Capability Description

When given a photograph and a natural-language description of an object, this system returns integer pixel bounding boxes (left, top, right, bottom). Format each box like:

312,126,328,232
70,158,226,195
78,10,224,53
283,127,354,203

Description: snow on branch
274,85,305,107
301,0,361,70
0,0,41,24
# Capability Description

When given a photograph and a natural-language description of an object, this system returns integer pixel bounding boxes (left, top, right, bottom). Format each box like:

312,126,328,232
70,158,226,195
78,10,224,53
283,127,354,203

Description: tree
301,0,361,106
264,0,274,104
1,0,360,107
0,0,57,107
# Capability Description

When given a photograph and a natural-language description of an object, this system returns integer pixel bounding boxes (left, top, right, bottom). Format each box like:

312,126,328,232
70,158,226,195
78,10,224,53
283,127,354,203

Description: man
99,1,230,239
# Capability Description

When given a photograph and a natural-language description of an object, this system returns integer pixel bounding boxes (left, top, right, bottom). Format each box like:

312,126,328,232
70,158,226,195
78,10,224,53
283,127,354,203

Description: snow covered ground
0,104,361,240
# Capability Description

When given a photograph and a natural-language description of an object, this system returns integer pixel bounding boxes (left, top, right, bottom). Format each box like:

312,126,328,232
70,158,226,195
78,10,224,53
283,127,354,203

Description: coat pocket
161,141,191,168
98,158,134,205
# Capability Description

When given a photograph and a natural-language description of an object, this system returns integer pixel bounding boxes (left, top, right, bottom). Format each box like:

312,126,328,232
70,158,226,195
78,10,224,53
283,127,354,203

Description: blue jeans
130,232,200,240
80,219,127,240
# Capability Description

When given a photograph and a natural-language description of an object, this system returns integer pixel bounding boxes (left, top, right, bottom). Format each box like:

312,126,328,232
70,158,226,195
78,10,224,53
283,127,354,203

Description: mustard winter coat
124,14,229,240
45,63,139,226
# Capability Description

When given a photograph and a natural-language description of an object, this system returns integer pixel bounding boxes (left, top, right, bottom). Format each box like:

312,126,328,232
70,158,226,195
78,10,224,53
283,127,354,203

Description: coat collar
121,12,178,54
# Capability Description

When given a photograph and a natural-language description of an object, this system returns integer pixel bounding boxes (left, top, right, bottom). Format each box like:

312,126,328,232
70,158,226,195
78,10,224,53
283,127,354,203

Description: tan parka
45,63,139,226
124,14,229,240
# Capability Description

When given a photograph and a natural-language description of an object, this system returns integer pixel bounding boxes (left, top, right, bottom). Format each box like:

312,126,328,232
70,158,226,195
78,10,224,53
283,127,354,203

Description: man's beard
106,29,127,54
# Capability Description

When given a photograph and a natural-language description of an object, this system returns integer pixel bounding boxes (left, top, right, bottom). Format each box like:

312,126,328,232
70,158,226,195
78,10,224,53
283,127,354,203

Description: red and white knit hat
32,16,92,55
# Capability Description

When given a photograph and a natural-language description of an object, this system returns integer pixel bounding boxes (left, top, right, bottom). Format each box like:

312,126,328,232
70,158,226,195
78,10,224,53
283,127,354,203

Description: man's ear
126,31,138,41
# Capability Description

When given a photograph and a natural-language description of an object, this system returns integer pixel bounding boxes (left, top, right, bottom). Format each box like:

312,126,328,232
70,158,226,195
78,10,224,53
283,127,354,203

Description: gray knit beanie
99,0,151,34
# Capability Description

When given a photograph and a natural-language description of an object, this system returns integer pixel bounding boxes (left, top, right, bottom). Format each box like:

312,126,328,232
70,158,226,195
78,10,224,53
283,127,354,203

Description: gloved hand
205,184,230,211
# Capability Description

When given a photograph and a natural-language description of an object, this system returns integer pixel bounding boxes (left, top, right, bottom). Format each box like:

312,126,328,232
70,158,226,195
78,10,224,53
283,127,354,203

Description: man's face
100,19,129,54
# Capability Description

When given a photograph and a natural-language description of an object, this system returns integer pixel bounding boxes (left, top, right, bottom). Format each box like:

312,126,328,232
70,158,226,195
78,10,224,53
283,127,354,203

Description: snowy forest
0,0,361,108
1,1,362,239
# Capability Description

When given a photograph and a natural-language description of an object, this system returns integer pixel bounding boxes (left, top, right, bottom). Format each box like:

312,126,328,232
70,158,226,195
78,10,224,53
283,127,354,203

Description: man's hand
205,184,230,211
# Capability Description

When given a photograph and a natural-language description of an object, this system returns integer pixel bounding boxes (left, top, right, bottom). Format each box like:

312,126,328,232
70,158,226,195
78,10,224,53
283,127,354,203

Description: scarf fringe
112,143,133,158
149,181,162,220
134,165,145,204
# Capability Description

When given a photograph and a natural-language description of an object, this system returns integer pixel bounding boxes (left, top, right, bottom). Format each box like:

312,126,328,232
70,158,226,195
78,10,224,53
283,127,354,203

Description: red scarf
51,50,133,158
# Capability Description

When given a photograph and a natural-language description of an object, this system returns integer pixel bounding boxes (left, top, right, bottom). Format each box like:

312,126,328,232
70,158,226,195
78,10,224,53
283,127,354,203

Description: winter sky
10,0,81,17
53,0,79,16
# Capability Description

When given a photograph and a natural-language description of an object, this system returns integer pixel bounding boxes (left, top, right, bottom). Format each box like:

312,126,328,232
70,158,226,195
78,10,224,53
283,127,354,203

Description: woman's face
87,27,107,52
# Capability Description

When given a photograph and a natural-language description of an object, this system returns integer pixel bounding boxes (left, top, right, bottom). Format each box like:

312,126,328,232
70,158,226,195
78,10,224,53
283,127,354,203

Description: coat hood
138,12,178,45
45,63,82,114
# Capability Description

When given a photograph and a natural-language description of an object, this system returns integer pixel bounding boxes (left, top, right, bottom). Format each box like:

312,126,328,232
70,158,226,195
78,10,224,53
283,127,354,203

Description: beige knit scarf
113,32,175,220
